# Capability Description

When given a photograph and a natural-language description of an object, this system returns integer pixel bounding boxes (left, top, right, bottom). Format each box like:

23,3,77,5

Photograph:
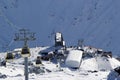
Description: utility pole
14,29,36,80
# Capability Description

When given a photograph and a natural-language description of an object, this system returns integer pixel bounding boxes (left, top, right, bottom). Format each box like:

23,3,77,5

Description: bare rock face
107,67,120,80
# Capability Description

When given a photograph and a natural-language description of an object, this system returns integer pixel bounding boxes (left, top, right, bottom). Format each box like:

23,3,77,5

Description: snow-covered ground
0,66,110,80
0,47,120,80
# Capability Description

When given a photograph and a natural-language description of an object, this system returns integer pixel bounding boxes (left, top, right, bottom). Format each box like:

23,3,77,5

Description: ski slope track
0,0,120,55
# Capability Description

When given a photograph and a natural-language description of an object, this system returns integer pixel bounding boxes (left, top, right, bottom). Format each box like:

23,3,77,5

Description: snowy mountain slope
0,0,120,55
0,47,120,80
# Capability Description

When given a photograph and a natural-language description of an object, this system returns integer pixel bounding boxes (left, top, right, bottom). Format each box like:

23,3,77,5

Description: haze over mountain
0,0,120,55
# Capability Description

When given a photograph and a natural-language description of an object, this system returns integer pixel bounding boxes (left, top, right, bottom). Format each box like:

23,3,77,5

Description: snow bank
108,58,120,69
97,57,112,71
80,58,98,71
0,66,24,76
79,56,120,71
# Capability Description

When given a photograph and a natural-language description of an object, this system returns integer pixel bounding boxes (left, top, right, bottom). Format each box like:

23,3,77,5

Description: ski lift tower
14,29,36,80
78,39,84,49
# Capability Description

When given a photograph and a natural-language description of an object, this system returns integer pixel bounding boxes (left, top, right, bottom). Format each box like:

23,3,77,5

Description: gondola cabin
6,52,14,62
35,56,42,67
21,46,30,57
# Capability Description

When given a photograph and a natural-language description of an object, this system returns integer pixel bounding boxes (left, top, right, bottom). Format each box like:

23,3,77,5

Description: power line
0,6,21,30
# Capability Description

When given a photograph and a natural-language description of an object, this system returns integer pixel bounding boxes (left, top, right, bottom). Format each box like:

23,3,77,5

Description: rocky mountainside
0,0,120,55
